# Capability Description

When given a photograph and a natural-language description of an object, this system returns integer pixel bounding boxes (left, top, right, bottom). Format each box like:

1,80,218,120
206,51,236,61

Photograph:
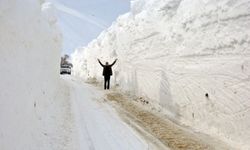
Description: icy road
61,76,166,150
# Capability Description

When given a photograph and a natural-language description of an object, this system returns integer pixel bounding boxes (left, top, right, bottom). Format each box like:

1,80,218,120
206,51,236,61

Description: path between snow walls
62,75,168,150
72,0,250,148
62,76,232,150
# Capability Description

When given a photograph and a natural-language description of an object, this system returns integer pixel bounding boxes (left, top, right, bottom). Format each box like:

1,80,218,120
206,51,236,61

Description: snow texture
63,76,163,150
0,0,64,149
72,0,250,149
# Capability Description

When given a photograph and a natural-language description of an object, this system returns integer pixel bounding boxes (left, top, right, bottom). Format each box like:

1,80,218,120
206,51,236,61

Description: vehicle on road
60,64,72,75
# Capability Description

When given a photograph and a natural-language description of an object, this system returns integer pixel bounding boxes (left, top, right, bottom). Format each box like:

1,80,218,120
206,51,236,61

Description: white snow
1,0,250,149
0,1,160,150
72,0,250,149
63,76,164,150
0,0,65,149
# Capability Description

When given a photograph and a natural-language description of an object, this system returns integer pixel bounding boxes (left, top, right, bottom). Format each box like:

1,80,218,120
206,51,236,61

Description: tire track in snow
105,92,230,150
62,76,155,150
56,78,79,150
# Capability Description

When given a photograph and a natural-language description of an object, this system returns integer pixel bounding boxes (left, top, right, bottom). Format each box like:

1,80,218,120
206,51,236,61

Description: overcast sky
48,0,130,54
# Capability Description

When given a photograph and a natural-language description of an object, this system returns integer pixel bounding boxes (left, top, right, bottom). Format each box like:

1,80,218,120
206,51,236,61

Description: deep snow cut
72,0,250,148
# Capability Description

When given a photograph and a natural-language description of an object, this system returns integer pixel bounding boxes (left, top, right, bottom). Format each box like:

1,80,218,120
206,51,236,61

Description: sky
48,0,131,54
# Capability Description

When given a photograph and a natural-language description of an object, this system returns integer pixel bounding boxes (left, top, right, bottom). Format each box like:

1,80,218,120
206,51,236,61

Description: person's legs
104,76,111,90
107,77,110,89
104,77,107,89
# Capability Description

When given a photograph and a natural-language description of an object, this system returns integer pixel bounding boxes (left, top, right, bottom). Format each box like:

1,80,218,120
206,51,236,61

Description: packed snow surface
72,0,250,148
63,76,165,150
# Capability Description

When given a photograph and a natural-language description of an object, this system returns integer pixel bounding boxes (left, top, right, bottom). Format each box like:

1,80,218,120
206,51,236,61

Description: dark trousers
104,76,110,90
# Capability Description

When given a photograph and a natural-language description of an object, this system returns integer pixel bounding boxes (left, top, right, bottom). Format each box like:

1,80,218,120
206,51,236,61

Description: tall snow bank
0,0,63,149
72,0,250,148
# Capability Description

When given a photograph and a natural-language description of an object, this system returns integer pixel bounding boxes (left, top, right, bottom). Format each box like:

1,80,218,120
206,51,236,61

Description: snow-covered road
61,76,162,150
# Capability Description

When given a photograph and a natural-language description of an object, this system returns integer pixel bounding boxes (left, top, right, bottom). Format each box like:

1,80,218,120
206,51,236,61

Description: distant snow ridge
72,0,250,148
0,0,64,149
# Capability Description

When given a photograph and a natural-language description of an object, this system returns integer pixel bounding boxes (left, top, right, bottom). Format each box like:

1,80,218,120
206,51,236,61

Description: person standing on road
97,58,118,90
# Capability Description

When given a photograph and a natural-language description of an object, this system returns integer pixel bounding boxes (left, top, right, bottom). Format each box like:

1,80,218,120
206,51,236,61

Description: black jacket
98,60,117,76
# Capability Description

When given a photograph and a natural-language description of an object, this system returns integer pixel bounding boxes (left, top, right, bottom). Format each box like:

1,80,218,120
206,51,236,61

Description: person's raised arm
110,59,118,66
97,59,104,67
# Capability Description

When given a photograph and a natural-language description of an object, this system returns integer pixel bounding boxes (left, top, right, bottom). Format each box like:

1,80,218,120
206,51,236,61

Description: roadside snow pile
72,0,250,148
0,0,64,149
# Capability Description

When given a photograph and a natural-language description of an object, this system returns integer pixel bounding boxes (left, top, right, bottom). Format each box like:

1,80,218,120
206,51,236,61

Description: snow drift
72,0,250,148
0,0,65,149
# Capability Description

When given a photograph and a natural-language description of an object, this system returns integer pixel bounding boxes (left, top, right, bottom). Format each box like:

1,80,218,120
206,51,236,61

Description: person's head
105,62,109,65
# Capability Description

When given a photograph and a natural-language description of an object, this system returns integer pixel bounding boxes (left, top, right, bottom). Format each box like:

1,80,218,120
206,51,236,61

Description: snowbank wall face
72,0,250,148
0,0,62,149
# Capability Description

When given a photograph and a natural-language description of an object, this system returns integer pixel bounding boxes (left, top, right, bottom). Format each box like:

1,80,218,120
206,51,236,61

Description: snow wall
72,0,250,148
0,0,63,149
